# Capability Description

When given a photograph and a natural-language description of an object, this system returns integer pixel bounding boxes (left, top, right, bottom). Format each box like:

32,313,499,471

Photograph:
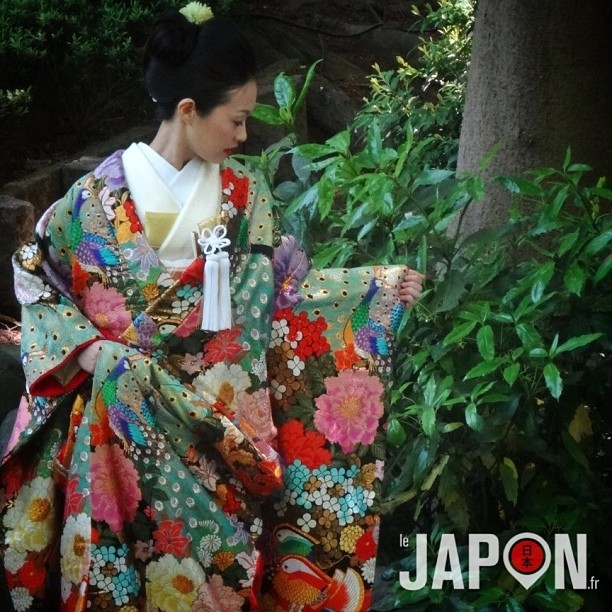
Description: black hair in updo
143,10,256,120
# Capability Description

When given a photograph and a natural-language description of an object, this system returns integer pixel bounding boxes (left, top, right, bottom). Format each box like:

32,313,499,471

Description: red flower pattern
17,558,46,592
273,308,330,361
123,199,143,233
277,419,332,470
222,168,249,209
334,343,361,370
355,530,376,561
203,327,245,364
153,519,190,557
64,477,85,517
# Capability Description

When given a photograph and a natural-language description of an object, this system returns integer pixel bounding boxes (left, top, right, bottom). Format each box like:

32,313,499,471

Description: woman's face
186,80,257,164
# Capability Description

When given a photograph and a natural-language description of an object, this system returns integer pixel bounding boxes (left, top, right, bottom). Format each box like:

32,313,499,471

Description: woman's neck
149,120,194,170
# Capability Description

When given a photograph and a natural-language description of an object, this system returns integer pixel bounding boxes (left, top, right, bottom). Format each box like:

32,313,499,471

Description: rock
0,196,35,318
0,162,63,217
308,74,362,136
0,343,23,447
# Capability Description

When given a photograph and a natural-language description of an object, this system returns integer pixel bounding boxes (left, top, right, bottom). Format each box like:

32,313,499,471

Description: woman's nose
237,123,247,143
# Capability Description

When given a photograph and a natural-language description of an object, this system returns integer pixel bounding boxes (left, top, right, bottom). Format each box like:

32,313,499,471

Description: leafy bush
355,0,475,169
0,0,237,142
374,154,612,611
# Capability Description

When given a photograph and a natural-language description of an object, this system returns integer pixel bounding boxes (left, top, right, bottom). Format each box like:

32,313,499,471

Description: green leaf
473,587,506,607
515,323,542,349
443,320,477,346
316,177,335,219
556,227,579,257
531,261,555,303
386,418,408,446
464,358,505,380
506,596,525,612
442,422,463,433
563,261,585,295
421,405,436,436
554,332,602,355
413,168,454,187
594,254,612,283
499,457,518,505
325,129,351,154
585,229,612,255
562,432,589,468
421,454,449,491
273,72,296,109
497,176,545,197
476,324,495,361
293,59,322,113
465,403,484,432
250,103,284,125
544,362,563,399
366,120,383,160
503,363,521,386
292,142,337,159
567,162,592,173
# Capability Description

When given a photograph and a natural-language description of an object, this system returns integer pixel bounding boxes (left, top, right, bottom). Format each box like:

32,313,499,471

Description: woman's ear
177,98,197,125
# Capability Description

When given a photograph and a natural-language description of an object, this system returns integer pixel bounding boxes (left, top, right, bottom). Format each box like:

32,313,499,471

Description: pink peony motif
82,282,132,337
194,573,246,611
235,389,277,443
91,443,141,532
314,369,385,453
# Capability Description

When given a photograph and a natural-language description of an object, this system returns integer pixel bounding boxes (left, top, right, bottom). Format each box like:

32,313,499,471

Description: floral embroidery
60,512,90,586
334,343,362,370
314,369,385,453
90,543,141,605
235,389,276,443
273,235,309,310
193,362,251,410
194,573,245,611
81,282,132,337
181,352,204,375
222,167,249,214
71,259,91,296
277,420,331,470
93,151,125,191
122,198,143,233
3,476,56,553
203,327,244,364
153,519,190,557
90,444,141,532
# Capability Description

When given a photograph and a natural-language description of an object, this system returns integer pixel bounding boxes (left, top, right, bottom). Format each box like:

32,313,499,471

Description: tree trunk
456,0,612,233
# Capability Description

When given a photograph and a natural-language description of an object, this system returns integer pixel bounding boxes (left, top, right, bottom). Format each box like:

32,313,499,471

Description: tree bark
456,0,612,233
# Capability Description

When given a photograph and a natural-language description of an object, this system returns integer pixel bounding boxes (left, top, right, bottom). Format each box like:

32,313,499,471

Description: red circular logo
508,537,546,575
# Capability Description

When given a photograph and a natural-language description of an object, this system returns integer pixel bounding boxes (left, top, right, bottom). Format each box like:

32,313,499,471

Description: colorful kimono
1,150,283,611
0,148,407,611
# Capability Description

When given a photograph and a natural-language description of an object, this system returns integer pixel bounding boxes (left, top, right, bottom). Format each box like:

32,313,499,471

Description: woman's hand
399,269,425,307
77,340,105,374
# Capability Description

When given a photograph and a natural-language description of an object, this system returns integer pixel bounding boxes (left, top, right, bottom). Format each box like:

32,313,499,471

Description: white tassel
218,252,232,329
197,225,232,331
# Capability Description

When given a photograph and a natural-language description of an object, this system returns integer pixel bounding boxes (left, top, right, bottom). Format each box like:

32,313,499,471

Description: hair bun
144,10,199,68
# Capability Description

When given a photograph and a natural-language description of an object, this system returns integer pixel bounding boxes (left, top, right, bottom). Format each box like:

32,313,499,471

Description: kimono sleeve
13,194,104,397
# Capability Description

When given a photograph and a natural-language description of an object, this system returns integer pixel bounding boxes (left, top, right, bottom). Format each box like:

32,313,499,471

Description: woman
1,3,423,610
